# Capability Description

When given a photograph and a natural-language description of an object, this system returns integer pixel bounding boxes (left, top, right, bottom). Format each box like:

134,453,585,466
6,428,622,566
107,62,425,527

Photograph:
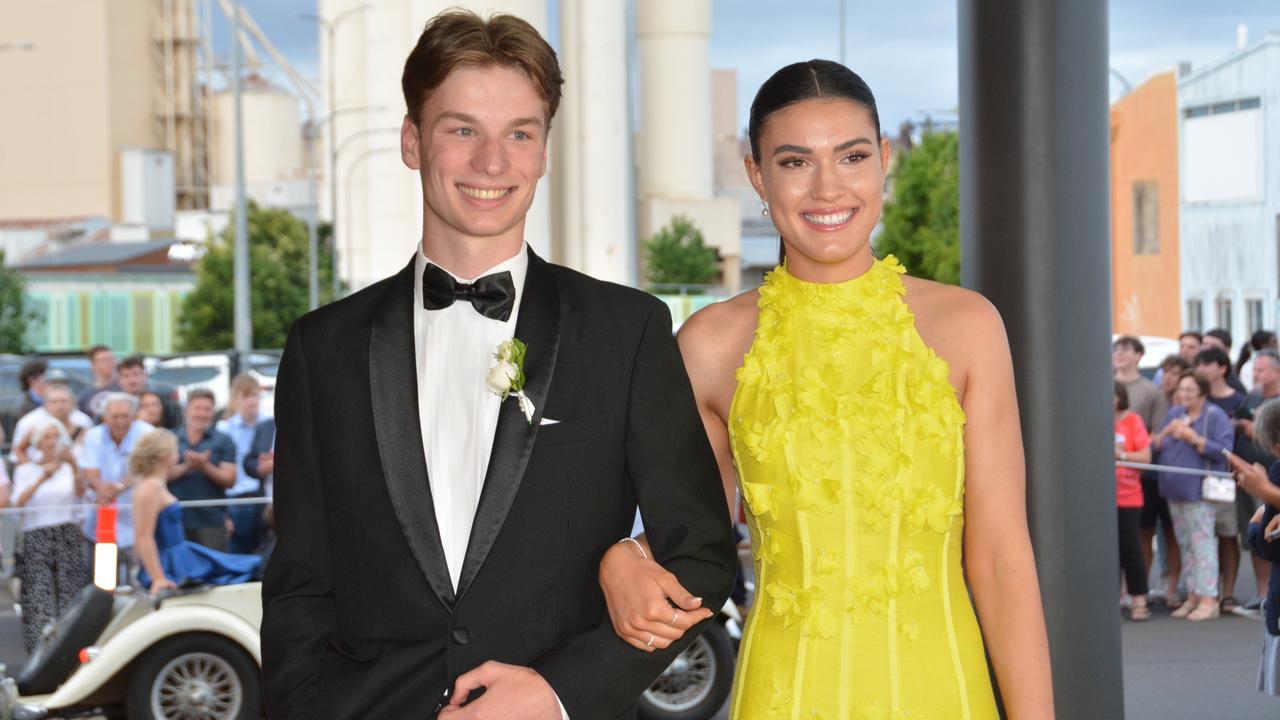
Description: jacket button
451,627,471,645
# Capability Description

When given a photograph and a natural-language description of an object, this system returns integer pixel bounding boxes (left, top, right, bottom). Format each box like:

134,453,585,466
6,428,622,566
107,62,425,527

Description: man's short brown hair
86,345,111,361
401,10,563,128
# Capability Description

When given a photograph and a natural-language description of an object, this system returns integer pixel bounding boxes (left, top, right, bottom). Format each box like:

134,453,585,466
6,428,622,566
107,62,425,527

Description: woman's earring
761,203,770,217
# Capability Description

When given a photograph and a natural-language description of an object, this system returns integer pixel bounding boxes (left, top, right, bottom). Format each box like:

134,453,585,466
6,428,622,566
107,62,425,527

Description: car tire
638,621,736,720
126,634,261,720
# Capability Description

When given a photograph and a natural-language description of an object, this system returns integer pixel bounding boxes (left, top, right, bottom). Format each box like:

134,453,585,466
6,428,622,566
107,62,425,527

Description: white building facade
1179,34,1280,343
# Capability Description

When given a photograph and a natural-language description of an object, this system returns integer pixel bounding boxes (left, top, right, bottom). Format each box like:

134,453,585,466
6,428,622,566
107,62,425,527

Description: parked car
150,352,280,418
0,583,261,719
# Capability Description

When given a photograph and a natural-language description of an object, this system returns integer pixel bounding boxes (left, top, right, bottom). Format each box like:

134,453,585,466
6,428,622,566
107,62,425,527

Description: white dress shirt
413,242,527,591
413,243,570,719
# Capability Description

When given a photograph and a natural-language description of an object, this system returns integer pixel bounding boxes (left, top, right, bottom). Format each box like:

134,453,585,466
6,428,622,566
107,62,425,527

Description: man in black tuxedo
260,10,736,719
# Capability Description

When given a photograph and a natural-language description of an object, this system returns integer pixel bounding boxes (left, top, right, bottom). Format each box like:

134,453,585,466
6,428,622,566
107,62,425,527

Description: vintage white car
0,583,262,720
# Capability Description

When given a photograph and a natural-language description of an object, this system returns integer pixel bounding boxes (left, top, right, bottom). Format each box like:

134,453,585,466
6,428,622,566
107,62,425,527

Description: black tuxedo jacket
261,250,736,719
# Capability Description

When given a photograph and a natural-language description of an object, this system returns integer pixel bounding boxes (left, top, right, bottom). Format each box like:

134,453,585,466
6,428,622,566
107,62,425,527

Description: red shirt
1115,411,1149,508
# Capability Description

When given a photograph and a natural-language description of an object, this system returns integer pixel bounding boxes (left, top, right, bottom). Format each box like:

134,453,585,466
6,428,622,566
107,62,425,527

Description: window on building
1216,297,1233,331
1187,299,1203,332
1133,181,1159,254
1247,299,1265,335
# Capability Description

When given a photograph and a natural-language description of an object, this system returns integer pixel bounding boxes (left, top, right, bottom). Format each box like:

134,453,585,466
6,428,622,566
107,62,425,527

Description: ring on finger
646,633,655,648
669,610,679,626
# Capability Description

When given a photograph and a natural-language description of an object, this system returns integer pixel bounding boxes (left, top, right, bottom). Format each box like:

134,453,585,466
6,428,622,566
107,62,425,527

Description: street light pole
298,4,371,302
231,0,251,353
839,0,846,66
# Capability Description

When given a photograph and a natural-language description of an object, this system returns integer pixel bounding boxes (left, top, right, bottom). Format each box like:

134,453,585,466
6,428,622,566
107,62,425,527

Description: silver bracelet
618,536,648,560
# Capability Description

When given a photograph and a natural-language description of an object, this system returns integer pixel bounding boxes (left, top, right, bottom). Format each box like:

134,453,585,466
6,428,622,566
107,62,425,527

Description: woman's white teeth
459,185,511,200
803,210,854,225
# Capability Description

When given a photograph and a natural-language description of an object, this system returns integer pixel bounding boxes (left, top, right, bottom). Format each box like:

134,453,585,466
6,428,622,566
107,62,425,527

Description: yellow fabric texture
727,256,998,719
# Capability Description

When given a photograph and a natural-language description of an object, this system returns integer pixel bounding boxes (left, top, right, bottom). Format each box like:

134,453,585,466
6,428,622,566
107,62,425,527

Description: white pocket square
539,417,561,426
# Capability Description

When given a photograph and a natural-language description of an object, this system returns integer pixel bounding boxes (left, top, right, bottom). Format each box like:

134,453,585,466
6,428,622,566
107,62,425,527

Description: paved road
0,578,1273,719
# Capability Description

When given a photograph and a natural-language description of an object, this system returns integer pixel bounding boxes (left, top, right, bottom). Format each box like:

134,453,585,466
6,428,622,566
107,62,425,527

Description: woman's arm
131,481,173,593
596,303,747,652
1192,408,1234,457
1127,416,1152,463
11,464,50,508
958,298,1055,718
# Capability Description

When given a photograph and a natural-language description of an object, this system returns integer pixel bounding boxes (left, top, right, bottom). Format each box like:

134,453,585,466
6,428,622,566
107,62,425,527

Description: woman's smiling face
746,98,890,280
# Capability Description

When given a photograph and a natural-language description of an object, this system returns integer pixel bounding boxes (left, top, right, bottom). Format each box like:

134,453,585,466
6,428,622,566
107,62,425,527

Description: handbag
1202,474,1237,504
1196,410,1236,503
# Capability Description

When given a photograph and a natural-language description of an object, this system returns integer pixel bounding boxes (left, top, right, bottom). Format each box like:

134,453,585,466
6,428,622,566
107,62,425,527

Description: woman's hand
149,577,177,596
598,541,712,652
1267,514,1280,542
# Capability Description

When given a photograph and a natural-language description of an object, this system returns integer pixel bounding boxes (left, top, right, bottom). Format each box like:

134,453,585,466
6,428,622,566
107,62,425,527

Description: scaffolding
152,0,210,210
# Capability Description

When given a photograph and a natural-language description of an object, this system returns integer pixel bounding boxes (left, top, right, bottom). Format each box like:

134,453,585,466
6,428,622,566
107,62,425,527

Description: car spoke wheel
151,651,243,719
638,621,735,720
644,637,716,710
128,634,260,720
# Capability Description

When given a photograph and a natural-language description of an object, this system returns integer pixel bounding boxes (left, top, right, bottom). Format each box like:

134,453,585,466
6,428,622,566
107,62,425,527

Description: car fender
38,604,260,710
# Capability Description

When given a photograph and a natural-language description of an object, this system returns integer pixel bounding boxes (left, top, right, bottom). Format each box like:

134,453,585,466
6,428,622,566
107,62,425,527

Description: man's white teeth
802,210,854,226
459,185,511,200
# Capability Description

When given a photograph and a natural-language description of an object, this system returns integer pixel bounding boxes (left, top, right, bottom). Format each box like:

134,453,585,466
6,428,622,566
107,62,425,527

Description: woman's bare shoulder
902,275,1005,343
676,289,760,366
900,275,1010,396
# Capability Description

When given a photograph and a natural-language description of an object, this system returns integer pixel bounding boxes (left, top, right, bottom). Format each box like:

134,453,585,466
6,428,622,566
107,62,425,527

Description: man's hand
1238,418,1256,439
1267,514,1280,541
1228,452,1271,497
439,661,561,719
258,451,275,476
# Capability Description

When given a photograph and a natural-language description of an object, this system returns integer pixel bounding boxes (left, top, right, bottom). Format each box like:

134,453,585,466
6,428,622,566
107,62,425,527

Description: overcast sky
214,0,1279,133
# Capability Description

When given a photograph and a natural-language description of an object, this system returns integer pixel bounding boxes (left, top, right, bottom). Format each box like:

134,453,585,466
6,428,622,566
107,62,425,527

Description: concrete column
553,0,631,283
958,1,1123,717
636,0,712,200
634,0,739,293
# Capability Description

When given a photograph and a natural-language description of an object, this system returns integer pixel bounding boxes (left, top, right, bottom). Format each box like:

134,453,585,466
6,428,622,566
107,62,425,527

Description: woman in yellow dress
598,60,1054,718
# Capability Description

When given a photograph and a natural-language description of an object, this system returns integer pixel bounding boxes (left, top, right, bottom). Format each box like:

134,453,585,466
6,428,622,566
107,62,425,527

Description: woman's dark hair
748,59,881,162
1114,381,1130,411
1179,372,1210,398
1236,330,1277,375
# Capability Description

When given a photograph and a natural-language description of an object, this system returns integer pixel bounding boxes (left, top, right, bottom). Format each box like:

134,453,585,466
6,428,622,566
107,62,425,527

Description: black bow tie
421,263,516,322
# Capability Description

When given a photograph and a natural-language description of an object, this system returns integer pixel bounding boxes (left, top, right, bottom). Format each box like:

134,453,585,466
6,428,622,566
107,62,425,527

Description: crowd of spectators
1114,330,1280,696
0,346,275,652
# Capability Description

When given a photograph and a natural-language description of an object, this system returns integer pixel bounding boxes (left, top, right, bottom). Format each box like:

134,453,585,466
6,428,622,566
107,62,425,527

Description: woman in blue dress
129,430,261,594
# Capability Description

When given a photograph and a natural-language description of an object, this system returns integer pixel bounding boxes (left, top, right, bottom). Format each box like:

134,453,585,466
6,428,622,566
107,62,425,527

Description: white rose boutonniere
488,338,534,423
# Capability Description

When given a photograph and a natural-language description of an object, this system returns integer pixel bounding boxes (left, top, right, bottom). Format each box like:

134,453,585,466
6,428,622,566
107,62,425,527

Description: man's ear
401,115,421,171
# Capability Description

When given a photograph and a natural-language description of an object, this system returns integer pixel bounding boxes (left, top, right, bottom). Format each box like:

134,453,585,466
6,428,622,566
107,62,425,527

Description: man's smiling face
401,63,549,248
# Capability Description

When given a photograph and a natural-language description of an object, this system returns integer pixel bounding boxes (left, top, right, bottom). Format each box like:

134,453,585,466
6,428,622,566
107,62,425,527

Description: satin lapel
369,257,456,610
455,249,561,601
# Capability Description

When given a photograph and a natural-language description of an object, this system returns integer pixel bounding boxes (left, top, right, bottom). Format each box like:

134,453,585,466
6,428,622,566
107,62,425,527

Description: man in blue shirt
216,374,271,553
81,393,154,580
168,389,236,550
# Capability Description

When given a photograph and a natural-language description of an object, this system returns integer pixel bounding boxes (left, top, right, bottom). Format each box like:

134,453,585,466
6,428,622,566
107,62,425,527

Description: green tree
876,130,960,285
177,204,340,350
642,215,720,291
0,250,34,353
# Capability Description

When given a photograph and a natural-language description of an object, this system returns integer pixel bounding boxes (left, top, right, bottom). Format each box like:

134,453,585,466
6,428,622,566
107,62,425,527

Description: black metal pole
958,1,1124,718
